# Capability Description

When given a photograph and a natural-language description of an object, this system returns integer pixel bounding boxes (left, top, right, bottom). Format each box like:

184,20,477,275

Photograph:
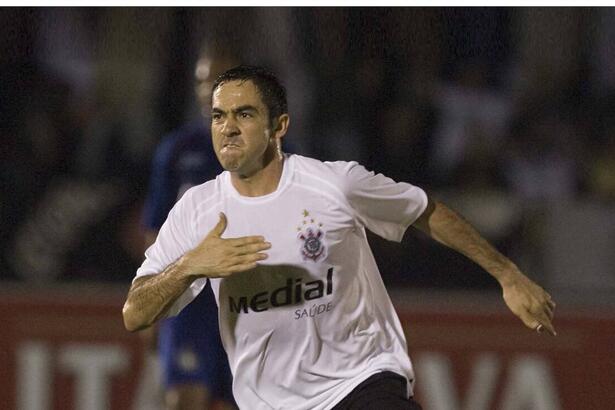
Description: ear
271,114,290,141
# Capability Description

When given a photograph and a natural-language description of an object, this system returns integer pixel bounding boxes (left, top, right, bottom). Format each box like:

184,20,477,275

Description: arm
133,230,174,344
412,197,556,335
132,138,180,337
122,262,194,332
131,190,192,333
122,213,270,332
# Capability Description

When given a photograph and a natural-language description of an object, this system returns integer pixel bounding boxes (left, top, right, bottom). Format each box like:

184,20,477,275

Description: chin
218,153,241,170
221,159,241,172
221,163,238,172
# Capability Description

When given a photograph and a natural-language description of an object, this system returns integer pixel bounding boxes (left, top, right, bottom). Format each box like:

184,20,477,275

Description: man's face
211,80,275,175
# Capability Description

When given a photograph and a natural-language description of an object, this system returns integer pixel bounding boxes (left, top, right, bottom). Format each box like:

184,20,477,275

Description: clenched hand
501,271,557,336
178,212,270,278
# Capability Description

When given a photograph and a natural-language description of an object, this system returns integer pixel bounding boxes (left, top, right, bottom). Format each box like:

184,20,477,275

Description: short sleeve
134,187,205,317
343,162,428,242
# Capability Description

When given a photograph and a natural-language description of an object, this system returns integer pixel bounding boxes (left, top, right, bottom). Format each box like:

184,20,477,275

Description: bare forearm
414,199,520,285
122,262,194,332
123,213,270,332
413,198,557,334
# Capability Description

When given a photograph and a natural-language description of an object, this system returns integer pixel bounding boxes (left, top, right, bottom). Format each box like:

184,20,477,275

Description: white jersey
136,154,428,410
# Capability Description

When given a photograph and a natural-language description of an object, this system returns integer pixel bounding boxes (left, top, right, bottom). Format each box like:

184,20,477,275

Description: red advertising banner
0,286,613,410
0,286,141,410
394,295,615,410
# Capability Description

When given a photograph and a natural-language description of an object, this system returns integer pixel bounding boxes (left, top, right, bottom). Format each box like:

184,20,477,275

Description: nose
220,116,240,137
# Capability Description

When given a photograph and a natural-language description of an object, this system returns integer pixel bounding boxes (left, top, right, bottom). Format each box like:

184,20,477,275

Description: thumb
207,212,227,238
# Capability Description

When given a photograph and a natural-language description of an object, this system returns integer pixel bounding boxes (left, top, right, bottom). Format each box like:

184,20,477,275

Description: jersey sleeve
142,135,178,231
341,161,428,242
135,187,205,317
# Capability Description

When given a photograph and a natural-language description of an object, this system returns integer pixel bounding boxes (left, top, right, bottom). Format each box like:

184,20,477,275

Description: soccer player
124,65,556,410
139,51,238,410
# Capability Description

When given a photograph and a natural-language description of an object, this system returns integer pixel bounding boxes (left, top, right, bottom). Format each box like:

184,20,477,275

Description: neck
230,154,285,197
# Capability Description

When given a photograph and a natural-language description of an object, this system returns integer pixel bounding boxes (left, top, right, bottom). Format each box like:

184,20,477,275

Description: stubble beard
220,152,240,171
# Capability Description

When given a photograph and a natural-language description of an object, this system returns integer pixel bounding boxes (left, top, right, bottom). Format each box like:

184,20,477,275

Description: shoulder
176,174,225,211
181,175,220,200
292,154,360,178
294,154,365,185
291,155,367,204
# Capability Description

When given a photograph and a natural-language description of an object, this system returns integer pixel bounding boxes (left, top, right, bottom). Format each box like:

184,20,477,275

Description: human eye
211,112,222,121
239,111,252,119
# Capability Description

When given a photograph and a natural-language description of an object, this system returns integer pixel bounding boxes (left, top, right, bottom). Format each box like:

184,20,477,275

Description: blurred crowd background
2,8,614,302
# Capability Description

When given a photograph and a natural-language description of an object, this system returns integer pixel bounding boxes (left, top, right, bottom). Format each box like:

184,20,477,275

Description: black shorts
332,371,422,410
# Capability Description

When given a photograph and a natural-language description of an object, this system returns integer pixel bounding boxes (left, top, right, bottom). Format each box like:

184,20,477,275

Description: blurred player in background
124,66,556,409
137,49,239,410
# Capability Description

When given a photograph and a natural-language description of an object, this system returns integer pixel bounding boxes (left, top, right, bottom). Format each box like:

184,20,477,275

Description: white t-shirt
136,154,428,410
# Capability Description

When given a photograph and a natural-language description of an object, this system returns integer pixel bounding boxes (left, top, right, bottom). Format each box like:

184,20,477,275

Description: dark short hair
212,65,288,125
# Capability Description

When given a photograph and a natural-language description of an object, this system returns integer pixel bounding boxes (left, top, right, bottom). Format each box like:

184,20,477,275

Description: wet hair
212,65,288,126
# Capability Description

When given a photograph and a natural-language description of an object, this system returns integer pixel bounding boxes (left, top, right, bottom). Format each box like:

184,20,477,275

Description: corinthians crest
296,210,326,262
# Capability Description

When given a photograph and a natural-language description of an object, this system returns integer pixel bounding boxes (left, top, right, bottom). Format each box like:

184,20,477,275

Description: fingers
525,309,557,336
192,213,272,277
537,313,556,335
544,303,554,321
233,253,269,270
237,251,269,263
233,241,272,255
221,235,272,257
544,323,557,336
503,277,557,337
215,253,269,277
534,320,557,336
225,236,269,247
204,214,268,247
207,212,228,239
540,294,556,333
528,288,556,335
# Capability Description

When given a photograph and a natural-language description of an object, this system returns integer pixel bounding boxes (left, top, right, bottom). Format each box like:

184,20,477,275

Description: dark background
2,8,614,302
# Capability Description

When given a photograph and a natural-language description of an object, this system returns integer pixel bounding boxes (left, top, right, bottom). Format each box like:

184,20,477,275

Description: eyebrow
211,105,259,115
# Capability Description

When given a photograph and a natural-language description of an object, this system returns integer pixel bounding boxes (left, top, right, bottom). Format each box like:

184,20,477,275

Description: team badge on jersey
296,209,326,262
